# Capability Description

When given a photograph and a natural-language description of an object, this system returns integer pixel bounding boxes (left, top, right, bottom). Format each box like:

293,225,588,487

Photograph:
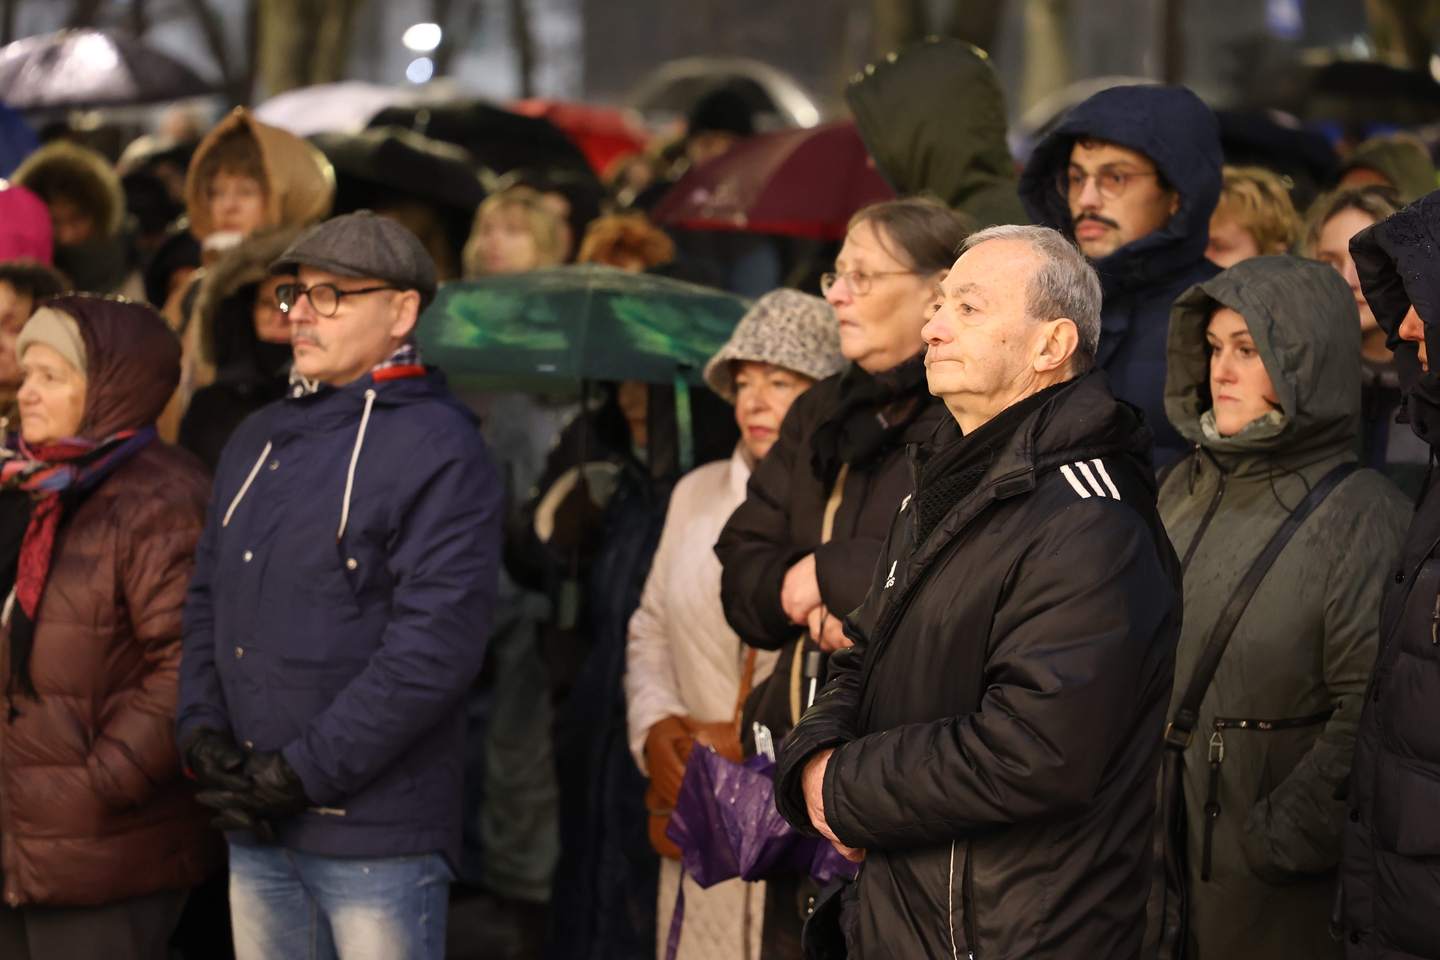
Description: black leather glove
195,749,312,841
183,728,251,792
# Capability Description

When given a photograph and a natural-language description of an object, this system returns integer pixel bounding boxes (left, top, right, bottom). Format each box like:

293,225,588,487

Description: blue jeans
228,844,452,960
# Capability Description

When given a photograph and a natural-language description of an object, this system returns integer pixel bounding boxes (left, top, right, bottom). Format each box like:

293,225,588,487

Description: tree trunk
509,0,535,98
1020,0,1070,112
255,0,363,100
1365,0,1440,69
870,0,926,59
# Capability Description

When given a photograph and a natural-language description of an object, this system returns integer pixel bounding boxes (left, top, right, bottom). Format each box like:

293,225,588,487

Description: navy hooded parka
176,365,503,867
1019,85,1224,467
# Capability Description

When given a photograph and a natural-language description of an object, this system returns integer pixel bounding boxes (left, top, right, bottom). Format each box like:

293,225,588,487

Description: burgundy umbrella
651,121,893,240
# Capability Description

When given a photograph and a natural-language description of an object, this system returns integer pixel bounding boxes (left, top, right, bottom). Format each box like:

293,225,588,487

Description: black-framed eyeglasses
819,270,915,297
276,282,401,318
1059,165,1160,202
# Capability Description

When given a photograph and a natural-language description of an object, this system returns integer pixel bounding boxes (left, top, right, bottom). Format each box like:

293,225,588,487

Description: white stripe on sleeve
1091,458,1122,499
1076,460,1109,498
1059,463,1092,498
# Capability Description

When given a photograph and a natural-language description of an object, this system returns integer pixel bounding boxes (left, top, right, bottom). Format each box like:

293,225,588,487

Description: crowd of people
0,34,1438,960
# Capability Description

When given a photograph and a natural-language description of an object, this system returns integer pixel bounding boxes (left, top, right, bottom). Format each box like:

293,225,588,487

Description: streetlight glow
402,23,442,52
406,57,435,83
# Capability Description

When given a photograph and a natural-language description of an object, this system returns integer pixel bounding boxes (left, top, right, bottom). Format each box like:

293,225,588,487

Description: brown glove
644,715,696,806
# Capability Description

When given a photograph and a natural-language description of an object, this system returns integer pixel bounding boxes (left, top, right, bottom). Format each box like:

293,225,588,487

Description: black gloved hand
182,727,251,792
195,749,312,843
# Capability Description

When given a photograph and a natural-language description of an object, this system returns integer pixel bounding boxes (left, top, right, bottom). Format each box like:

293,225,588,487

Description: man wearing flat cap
176,211,503,959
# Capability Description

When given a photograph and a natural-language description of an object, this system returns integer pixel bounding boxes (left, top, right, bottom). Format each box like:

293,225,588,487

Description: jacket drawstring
337,390,376,541
223,441,272,527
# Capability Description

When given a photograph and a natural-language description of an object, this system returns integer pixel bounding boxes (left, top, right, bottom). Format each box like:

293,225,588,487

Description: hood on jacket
185,108,335,240
1351,188,1440,447
44,295,180,439
12,140,125,240
193,225,306,368
1335,134,1438,204
846,38,1027,229
1164,255,1360,460
1018,85,1223,289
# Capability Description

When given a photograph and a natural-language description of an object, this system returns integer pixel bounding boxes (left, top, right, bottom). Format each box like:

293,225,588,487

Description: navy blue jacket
176,366,502,867
1019,85,1223,467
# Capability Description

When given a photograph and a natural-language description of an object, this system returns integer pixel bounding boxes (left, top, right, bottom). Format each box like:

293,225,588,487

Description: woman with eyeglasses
716,196,964,724
713,198,963,950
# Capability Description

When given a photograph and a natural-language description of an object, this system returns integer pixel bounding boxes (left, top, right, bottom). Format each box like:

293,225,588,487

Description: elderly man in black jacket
775,224,1183,959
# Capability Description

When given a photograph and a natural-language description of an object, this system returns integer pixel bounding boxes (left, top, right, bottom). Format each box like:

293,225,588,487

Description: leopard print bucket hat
703,288,847,402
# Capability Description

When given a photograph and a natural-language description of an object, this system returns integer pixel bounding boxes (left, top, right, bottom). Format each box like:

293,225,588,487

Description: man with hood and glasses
1334,190,1440,960
1019,85,1224,468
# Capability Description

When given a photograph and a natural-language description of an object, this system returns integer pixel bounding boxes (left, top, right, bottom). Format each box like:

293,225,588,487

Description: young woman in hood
158,110,334,443
1157,256,1411,960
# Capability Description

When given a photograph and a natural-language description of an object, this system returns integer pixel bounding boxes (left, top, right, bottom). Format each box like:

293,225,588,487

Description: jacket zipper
963,838,978,958
1178,467,1226,576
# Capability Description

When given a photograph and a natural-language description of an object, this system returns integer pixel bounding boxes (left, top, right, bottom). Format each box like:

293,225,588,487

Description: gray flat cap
271,210,438,297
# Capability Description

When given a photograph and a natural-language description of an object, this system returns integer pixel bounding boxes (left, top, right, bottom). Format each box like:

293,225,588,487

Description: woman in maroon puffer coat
0,295,222,960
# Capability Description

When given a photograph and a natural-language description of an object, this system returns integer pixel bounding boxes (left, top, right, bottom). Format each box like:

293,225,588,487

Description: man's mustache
1074,212,1121,230
292,326,326,349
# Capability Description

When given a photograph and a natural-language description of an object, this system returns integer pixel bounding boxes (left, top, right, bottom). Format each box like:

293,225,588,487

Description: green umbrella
418,263,751,473
418,264,750,386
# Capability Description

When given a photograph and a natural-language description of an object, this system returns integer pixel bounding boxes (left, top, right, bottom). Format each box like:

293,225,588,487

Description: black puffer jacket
715,358,946,648
775,373,1182,959
1335,190,1440,960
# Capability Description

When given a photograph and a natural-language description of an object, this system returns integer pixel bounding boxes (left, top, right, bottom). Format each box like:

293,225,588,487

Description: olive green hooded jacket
1159,256,1412,960
845,37,1027,229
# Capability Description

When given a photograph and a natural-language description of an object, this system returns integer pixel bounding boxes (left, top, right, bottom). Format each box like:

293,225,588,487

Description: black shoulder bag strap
1155,460,1360,960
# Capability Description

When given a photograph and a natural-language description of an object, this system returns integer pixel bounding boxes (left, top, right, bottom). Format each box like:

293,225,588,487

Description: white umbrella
0,29,212,109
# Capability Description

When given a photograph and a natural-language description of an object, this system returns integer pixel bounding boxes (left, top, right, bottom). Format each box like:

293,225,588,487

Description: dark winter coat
175,364,503,868
774,372,1182,959
715,361,947,649
1019,85,1224,467
1335,189,1440,960
1160,257,1411,960
846,37,1028,229
0,296,222,907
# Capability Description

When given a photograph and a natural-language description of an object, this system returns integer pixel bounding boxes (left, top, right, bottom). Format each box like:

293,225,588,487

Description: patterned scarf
2,425,157,699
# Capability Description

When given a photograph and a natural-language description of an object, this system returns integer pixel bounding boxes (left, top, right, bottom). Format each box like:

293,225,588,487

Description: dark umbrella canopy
310,126,485,215
0,29,212,109
1304,61,1440,126
418,264,749,386
650,121,893,240
369,101,593,178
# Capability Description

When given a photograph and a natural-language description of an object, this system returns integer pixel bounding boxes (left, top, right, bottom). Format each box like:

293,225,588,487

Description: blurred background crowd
5,1,1440,959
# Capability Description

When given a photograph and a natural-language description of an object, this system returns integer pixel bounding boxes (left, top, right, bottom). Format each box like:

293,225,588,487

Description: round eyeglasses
1059,166,1161,202
819,270,915,297
275,282,401,318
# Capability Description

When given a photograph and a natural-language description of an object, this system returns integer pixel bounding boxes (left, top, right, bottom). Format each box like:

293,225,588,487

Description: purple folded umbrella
666,747,858,888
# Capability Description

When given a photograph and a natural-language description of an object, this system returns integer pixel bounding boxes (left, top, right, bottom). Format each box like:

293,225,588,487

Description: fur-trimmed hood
12,140,125,239
192,224,305,366
185,108,334,240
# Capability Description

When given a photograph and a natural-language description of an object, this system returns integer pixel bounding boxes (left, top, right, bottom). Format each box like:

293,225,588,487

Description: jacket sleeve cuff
821,740,858,846
281,741,344,807
749,551,808,649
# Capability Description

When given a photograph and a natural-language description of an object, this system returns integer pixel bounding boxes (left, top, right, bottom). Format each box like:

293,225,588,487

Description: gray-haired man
774,225,1183,959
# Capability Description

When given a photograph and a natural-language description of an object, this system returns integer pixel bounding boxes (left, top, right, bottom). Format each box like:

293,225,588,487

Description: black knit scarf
913,382,1069,545
809,352,930,488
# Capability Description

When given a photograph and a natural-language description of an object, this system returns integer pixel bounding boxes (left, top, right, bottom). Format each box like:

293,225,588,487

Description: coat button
1350,933,1360,944
243,551,253,562
346,558,357,570
1350,810,1359,822
245,741,253,749
268,460,278,470
234,647,243,659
